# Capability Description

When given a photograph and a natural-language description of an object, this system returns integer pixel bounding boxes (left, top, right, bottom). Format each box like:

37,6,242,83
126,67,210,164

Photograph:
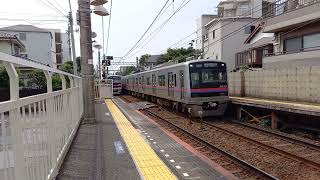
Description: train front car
187,61,229,117
107,75,122,95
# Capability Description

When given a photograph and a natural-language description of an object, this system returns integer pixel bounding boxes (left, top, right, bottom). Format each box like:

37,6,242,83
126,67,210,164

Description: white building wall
203,21,222,60
0,41,12,55
0,30,52,66
221,19,252,70
61,33,71,63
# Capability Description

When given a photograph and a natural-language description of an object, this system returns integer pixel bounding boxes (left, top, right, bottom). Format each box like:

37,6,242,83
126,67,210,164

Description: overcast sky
0,0,218,69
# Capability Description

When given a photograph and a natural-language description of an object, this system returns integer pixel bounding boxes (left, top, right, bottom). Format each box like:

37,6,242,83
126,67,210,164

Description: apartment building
0,25,53,66
0,32,26,56
262,0,320,69
47,29,72,68
196,0,271,70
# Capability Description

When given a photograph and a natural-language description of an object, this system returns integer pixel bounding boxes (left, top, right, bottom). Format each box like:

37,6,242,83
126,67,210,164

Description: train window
136,78,138,84
147,77,151,85
174,74,177,87
158,75,165,86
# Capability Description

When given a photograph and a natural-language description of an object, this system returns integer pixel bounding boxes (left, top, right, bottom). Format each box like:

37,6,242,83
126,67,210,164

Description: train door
179,70,184,99
152,74,156,94
141,76,145,92
168,72,174,97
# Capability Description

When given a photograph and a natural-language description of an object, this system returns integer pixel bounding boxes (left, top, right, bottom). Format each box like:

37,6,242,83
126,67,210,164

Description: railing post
3,62,25,179
68,76,74,88
3,62,19,100
59,74,67,90
43,70,52,92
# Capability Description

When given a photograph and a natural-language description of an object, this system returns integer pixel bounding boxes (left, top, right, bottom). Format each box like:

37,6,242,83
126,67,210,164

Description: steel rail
205,121,320,170
143,108,279,180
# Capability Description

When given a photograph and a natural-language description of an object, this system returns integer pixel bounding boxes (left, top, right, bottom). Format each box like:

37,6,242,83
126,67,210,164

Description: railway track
120,95,320,179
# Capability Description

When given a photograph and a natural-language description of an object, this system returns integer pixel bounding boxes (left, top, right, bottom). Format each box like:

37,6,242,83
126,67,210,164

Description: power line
121,0,171,58
38,0,67,17
52,0,68,13
106,0,113,55
124,0,193,60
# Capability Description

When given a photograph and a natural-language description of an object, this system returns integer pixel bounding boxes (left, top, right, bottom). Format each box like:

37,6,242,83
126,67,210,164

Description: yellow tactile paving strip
105,99,176,180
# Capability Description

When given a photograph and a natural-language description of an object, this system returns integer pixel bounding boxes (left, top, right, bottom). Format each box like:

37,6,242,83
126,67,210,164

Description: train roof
124,59,225,77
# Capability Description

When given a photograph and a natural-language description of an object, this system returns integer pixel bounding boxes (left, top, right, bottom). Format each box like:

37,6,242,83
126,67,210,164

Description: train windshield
107,76,122,83
189,62,227,96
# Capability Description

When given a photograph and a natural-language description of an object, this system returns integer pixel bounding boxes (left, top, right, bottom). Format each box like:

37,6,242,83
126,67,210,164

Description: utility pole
68,0,78,75
78,0,95,123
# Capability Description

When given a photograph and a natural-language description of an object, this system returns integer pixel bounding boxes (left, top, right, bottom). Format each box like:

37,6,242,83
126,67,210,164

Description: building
196,0,272,70
261,0,320,69
141,55,161,70
47,29,72,68
235,22,274,68
0,32,26,56
0,25,53,66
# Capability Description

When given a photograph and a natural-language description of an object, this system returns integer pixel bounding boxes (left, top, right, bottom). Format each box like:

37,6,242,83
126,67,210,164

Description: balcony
263,46,320,69
264,0,320,32
235,45,273,68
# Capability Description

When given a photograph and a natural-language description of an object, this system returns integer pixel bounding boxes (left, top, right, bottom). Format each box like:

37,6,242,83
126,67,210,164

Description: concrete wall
221,19,252,70
228,66,320,103
0,31,52,66
203,21,222,60
0,41,12,55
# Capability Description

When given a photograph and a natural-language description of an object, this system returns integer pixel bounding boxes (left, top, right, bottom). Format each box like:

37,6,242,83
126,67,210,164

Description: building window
303,33,320,49
284,37,302,53
238,4,250,16
212,30,215,39
244,26,255,34
19,33,26,41
204,34,208,41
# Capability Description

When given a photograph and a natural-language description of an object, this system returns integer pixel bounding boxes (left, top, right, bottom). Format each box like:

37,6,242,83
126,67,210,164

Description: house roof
0,25,50,33
0,32,26,50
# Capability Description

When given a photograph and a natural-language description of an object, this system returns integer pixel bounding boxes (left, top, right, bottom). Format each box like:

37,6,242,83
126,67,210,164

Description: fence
228,66,320,103
0,52,83,180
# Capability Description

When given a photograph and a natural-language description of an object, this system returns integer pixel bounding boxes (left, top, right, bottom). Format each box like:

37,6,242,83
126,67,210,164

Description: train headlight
208,102,217,107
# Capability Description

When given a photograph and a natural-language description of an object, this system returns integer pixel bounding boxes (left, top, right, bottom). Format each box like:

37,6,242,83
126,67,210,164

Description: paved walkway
56,101,140,180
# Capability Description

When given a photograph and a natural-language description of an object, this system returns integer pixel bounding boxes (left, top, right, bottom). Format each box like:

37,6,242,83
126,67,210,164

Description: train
107,75,122,95
122,59,229,117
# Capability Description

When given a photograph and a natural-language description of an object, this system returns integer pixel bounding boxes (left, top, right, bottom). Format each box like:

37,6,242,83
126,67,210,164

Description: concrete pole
78,0,95,123
68,0,78,75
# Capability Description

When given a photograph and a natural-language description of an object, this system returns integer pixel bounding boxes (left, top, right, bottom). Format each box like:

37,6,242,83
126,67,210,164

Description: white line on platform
165,154,169,157
175,166,181,169
160,150,165,152
147,136,150,138
144,133,148,134
170,159,175,163
153,142,157,144
105,113,110,116
150,139,153,141
183,173,189,177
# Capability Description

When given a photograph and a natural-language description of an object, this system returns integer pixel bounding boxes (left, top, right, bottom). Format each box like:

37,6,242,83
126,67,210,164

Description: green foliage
122,66,137,76
58,61,74,74
52,74,62,90
139,54,151,67
157,47,201,65
26,70,46,89
0,65,9,88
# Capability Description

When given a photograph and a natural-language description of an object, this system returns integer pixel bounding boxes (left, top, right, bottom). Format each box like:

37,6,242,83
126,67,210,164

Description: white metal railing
0,52,83,180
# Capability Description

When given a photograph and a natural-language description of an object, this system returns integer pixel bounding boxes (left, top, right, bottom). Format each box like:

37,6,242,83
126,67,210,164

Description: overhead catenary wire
123,0,193,60
105,0,113,55
38,0,67,17
121,0,171,59
52,0,68,14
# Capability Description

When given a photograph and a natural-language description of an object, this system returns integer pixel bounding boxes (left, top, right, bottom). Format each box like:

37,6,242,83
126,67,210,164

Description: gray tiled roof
0,25,50,33
0,32,16,38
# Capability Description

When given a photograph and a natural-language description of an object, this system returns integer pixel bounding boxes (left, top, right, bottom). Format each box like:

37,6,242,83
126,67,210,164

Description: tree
157,47,202,65
122,66,137,76
58,61,74,74
138,54,151,67
0,65,9,88
26,70,47,89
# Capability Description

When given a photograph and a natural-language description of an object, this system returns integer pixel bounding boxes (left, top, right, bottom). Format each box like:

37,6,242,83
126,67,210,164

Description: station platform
56,97,234,180
231,96,320,116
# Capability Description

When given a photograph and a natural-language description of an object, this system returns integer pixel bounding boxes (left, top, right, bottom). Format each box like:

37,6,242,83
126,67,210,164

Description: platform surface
231,96,320,116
